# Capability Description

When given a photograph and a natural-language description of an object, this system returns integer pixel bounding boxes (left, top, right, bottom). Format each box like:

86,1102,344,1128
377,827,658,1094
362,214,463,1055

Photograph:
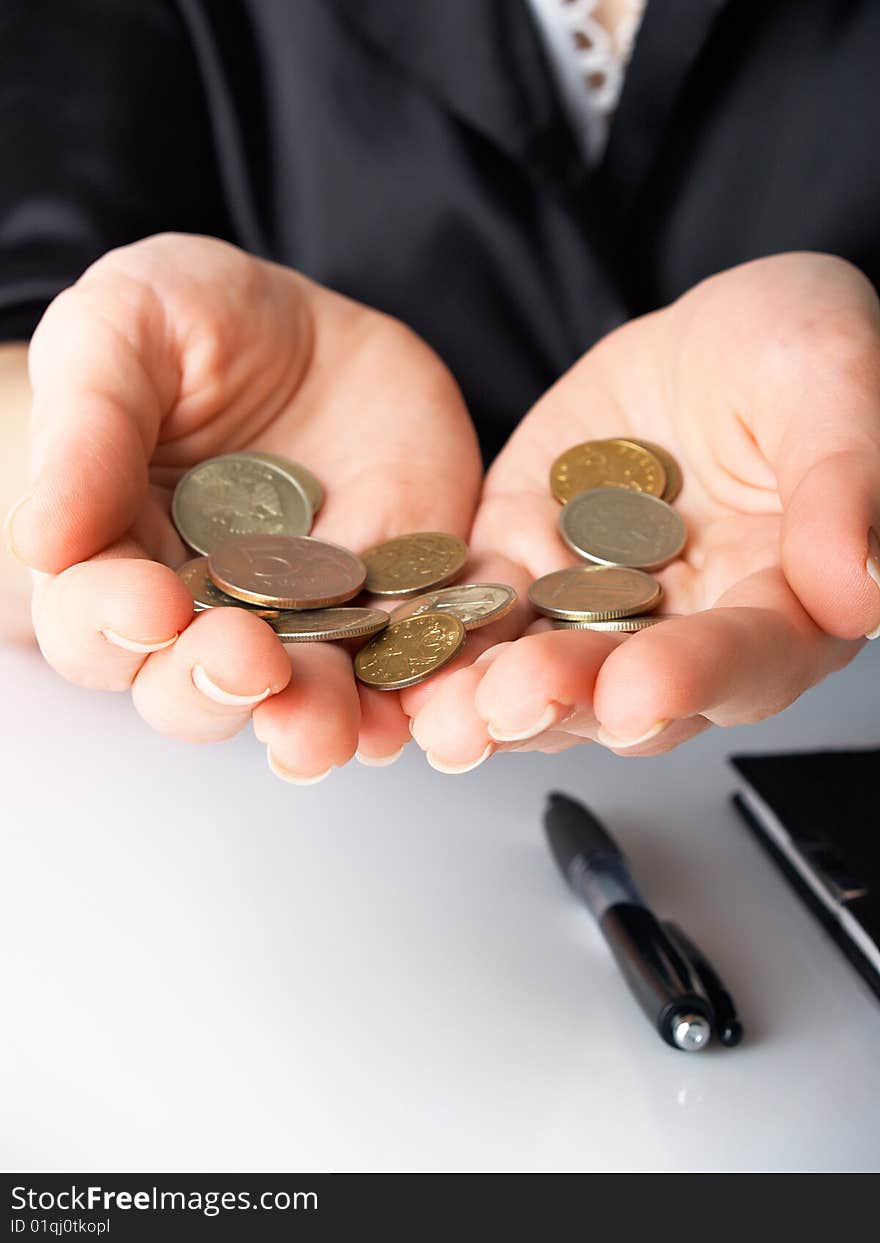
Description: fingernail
192,663,273,706
596,720,668,750
408,719,418,736
426,743,494,775
487,701,565,743
356,745,406,767
102,627,179,654
3,494,32,563
267,750,333,786
866,528,880,640
474,642,513,669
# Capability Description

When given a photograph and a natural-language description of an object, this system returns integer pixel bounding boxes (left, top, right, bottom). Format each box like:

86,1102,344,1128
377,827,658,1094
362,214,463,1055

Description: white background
1,638,878,1172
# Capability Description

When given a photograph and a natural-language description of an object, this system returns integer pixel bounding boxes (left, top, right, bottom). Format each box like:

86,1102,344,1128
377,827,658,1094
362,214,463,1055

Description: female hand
6,233,482,779
407,253,880,768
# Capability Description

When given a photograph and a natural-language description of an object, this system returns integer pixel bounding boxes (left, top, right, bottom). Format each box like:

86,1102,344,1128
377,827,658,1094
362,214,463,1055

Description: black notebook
730,747,880,1002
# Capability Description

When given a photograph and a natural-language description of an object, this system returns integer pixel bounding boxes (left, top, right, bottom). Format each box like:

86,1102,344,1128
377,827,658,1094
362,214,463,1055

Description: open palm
408,254,880,767
14,234,482,778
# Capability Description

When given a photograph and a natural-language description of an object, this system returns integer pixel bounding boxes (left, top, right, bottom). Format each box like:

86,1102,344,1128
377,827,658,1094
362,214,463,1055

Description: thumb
6,255,174,574
673,253,880,643
768,268,880,641
781,448,880,642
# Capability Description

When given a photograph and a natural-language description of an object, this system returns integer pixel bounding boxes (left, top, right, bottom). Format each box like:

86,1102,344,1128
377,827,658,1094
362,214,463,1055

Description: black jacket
1,0,878,458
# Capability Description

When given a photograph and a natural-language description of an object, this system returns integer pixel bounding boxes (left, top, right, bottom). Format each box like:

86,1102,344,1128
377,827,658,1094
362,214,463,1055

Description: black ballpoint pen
544,791,742,1052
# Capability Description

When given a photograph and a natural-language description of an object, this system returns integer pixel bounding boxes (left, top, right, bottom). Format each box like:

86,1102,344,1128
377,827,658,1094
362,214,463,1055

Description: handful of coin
170,450,516,690
169,435,686,695
529,437,688,631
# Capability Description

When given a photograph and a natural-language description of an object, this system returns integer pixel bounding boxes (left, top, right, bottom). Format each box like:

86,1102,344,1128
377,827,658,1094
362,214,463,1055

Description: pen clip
662,922,744,1048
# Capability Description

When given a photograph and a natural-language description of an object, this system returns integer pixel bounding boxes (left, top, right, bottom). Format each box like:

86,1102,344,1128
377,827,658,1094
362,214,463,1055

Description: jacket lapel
601,0,732,211
327,0,584,190
327,1,738,222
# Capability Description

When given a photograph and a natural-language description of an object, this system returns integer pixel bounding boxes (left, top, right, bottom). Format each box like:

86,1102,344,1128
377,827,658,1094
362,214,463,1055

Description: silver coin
171,452,313,555
269,607,389,643
248,452,324,515
550,615,671,632
389,583,517,631
559,487,687,570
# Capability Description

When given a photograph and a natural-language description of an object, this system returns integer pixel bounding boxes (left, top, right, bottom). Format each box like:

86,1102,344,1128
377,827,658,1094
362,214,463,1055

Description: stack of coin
171,451,516,690
529,565,666,633
172,451,386,642
531,437,687,631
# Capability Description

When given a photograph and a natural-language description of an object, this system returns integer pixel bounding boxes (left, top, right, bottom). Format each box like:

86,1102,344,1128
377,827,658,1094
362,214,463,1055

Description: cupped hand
7,233,482,779
408,253,880,768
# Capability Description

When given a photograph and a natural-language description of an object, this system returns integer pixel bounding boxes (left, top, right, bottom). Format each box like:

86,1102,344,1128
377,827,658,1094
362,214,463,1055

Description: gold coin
559,486,687,570
528,566,662,621
354,613,466,690
208,534,366,609
549,438,666,504
389,583,517,631
172,453,313,555
269,607,389,643
628,439,683,503
176,556,283,619
362,532,468,597
551,615,670,632
248,452,324,514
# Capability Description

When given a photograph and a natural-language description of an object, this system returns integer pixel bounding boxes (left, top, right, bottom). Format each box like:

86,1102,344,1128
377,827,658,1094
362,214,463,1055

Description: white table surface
1,637,878,1174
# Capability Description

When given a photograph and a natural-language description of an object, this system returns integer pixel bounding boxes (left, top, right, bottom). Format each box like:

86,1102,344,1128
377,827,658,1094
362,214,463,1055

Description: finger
355,684,411,766
782,450,880,640
405,640,512,764
412,625,623,767
409,663,495,774
592,568,858,745
472,628,624,743
468,642,710,755
412,647,711,761
31,554,195,691
253,643,361,782
8,262,175,573
131,607,291,743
